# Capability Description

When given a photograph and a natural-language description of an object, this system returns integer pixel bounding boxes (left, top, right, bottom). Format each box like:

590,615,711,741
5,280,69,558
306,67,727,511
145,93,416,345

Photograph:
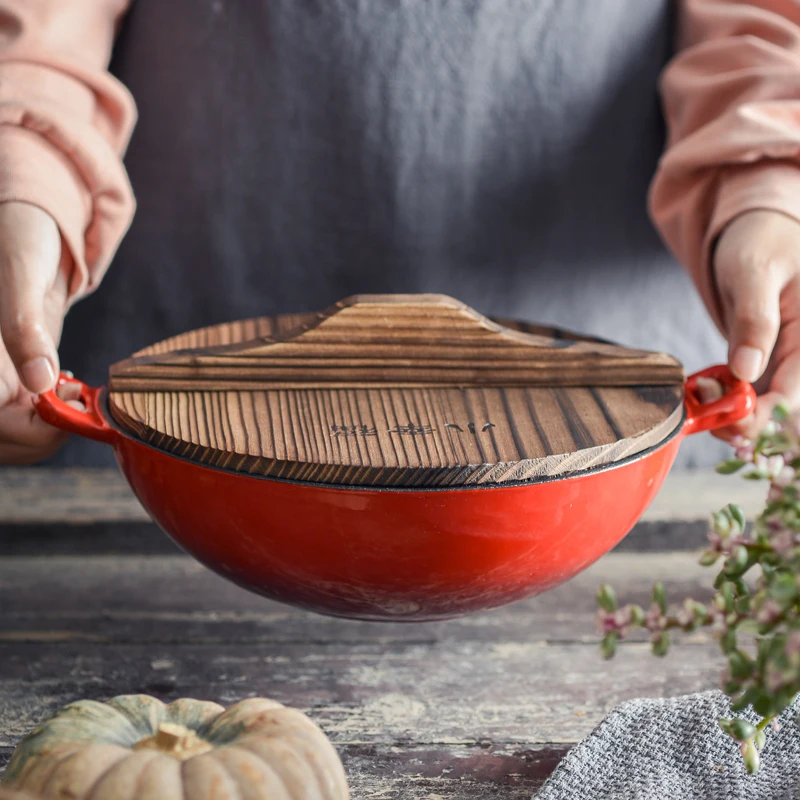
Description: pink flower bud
768,485,785,503
771,530,796,557
764,663,793,693
676,598,697,628
731,436,754,463
786,631,800,657
644,604,668,632
766,455,787,480
739,741,750,758
773,465,795,487
757,599,783,625
707,530,723,552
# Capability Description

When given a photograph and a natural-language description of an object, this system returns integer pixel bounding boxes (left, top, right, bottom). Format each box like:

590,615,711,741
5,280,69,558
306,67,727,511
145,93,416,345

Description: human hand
709,209,800,440
0,201,79,464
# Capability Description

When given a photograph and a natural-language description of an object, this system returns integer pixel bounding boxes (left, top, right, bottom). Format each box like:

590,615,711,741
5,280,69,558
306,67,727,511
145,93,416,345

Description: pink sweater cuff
0,125,93,299
703,161,800,331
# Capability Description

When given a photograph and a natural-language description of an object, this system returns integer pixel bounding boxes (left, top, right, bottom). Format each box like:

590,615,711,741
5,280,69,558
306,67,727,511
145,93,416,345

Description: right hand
0,201,79,464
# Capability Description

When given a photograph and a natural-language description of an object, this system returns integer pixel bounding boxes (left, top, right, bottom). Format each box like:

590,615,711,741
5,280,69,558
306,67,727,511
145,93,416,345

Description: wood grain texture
110,295,684,390
109,384,683,486
1,743,565,800
0,545,724,798
0,641,721,749
0,553,714,645
106,301,685,486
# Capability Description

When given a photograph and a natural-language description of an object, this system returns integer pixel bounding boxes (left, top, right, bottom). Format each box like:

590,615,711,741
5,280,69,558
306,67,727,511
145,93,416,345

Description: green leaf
717,458,746,475
731,689,755,712
728,504,747,531
721,629,737,655
729,651,753,680
629,605,645,626
596,584,617,613
733,578,750,596
736,619,760,636
652,632,670,657
731,718,757,742
723,679,743,695
752,692,776,718
742,741,761,774
724,546,750,577
721,582,737,613
652,583,667,614
600,631,618,660
758,618,782,636
699,550,721,567
692,602,710,623
754,730,767,751
756,638,773,670
769,573,798,607
735,595,752,614
713,511,733,535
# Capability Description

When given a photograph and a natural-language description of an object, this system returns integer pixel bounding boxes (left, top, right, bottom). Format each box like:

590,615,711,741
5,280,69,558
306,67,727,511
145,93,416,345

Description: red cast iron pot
36,365,755,622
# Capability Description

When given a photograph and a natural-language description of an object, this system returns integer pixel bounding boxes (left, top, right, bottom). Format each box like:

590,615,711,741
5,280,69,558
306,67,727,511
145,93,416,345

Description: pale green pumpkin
2,695,349,800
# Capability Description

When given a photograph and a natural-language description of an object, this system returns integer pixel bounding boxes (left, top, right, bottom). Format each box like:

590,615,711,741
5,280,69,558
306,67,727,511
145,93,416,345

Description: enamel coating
35,365,755,621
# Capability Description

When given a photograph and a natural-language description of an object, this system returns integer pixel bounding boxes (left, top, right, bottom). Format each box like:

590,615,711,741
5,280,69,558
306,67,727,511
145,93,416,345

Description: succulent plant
597,404,800,774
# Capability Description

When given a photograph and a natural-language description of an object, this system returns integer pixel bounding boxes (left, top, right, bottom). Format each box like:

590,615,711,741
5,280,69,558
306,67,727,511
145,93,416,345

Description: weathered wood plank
0,522,182,556
0,639,722,748
0,519,717,556
0,464,746,798
0,467,766,523
0,468,149,524
0,742,566,798
0,553,714,644
337,743,567,798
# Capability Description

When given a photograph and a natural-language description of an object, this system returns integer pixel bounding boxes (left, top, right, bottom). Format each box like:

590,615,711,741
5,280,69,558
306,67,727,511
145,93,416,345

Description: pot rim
100,390,686,493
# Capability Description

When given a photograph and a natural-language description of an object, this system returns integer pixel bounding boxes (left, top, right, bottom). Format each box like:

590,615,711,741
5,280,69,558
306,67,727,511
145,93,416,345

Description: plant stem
753,692,799,734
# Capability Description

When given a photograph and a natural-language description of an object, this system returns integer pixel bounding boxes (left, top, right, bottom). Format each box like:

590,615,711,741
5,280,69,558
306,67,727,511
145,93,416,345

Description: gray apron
53,0,728,467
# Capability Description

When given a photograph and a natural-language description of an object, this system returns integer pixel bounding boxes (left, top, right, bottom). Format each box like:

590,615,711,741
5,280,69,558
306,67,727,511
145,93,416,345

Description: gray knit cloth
535,691,800,800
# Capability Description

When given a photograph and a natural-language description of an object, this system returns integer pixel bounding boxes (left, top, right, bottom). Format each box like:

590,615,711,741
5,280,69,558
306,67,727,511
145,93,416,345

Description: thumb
716,255,785,386
0,203,62,394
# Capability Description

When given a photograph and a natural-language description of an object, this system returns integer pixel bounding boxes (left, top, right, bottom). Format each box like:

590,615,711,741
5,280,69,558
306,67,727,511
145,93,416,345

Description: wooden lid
107,294,685,487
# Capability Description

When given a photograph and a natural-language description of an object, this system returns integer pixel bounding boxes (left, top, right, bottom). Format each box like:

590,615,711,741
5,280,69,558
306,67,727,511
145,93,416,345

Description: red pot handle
34,372,118,445
683,364,756,436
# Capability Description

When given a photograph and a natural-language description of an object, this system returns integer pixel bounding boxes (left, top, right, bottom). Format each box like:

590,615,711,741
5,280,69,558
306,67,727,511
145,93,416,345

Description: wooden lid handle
109,294,683,391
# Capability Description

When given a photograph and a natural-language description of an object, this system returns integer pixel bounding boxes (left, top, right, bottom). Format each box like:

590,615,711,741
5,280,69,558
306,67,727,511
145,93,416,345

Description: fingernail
21,357,55,394
732,346,763,383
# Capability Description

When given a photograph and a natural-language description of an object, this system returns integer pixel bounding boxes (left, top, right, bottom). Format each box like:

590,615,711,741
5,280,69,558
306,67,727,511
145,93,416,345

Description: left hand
712,208,800,440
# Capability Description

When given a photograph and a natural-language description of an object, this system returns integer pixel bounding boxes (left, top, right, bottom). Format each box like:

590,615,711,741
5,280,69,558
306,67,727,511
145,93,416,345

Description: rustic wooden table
0,468,765,798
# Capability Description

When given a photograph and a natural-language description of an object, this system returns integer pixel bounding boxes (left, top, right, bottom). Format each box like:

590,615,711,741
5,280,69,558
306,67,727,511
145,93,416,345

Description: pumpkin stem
133,723,213,761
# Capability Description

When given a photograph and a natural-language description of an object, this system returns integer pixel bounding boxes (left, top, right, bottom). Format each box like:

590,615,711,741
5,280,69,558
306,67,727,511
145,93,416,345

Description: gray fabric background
52,0,728,467
535,691,800,800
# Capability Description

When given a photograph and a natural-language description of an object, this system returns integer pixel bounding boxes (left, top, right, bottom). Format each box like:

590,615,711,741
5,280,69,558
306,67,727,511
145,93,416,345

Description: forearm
650,0,800,331
0,0,137,301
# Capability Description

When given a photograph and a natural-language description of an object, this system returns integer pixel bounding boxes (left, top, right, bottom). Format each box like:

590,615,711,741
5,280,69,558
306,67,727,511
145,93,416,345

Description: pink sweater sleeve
0,0,136,301
650,0,800,331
